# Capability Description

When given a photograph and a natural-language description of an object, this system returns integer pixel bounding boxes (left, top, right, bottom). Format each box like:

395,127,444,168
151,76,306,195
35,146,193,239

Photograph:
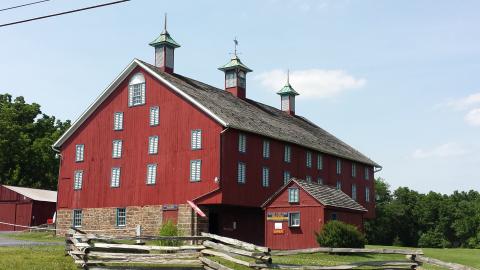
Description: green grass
1,231,63,243
369,245,480,269
0,245,76,270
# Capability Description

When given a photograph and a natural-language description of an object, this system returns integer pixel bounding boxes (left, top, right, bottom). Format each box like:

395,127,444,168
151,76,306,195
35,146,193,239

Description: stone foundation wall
56,204,209,237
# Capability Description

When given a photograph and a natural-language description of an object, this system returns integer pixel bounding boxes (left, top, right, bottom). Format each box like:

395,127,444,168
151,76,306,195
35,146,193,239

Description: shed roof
2,185,57,202
53,59,379,167
262,178,367,212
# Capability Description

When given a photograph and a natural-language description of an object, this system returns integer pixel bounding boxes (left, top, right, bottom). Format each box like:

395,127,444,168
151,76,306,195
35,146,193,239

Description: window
336,180,342,190
113,112,123,130
191,130,202,150
331,213,337,220
283,171,291,185
352,184,357,201
284,145,291,163
263,140,270,159
73,209,82,227
352,163,357,178
111,167,121,187
146,164,157,185
288,212,300,227
288,188,299,203
75,144,84,162
112,140,122,158
364,167,370,180
74,170,83,190
237,162,246,184
190,160,201,182
262,167,269,187
150,106,159,126
336,159,342,174
306,151,312,168
317,154,323,170
128,73,146,107
306,175,312,183
238,133,246,153
148,136,159,154
317,177,323,185
365,187,370,202
226,71,236,88
116,208,126,227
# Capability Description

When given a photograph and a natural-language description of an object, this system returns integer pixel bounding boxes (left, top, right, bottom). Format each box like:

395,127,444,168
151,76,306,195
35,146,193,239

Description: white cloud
465,108,480,126
255,69,366,99
444,92,480,110
412,142,469,159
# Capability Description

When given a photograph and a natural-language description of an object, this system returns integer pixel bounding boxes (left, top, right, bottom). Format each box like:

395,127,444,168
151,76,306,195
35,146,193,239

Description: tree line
365,178,480,248
0,93,70,190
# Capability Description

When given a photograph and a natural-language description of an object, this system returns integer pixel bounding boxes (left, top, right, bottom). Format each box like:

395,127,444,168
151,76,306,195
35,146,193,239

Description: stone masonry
56,204,209,237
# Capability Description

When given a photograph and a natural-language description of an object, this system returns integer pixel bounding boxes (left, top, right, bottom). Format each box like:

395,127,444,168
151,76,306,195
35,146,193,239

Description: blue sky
1,0,479,194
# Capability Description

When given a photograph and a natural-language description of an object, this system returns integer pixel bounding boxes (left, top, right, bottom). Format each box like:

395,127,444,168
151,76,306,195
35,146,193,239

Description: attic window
128,73,146,107
288,188,299,203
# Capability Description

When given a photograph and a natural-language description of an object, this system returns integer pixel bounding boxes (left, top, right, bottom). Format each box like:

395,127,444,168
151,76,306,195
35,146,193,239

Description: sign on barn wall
267,212,288,221
162,204,178,211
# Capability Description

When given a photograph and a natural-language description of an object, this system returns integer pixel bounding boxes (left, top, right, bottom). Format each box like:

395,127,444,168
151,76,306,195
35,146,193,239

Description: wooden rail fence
66,228,426,270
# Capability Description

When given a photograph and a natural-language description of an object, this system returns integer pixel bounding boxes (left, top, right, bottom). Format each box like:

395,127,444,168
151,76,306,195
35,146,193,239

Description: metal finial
233,37,238,56
287,69,290,85
164,13,167,32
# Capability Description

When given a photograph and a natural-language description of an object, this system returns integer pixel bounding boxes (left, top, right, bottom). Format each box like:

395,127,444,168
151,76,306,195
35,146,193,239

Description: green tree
0,94,70,190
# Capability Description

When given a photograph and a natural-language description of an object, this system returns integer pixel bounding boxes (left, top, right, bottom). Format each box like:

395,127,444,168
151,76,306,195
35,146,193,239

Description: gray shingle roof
262,178,367,212
140,60,379,167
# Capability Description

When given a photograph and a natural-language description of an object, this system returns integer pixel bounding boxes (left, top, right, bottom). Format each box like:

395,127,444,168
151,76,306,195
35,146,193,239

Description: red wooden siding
220,129,375,218
324,208,364,231
57,66,223,209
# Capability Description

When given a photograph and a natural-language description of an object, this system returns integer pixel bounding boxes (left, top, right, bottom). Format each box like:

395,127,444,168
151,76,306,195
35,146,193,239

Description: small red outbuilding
262,178,367,250
0,185,57,231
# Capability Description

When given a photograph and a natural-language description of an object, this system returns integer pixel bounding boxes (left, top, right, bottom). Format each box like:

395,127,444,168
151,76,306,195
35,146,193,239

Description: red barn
0,185,57,231
53,21,380,246
262,178,366,250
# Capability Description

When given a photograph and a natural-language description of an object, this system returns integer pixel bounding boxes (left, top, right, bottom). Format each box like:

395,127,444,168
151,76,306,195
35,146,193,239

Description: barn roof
261,178,367,212
2,185,57,202
53,59,379,167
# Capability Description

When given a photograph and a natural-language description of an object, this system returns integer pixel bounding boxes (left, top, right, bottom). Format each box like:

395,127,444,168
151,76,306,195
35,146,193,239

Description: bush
316,221,366,248
418,230,450,248
158,220,182,246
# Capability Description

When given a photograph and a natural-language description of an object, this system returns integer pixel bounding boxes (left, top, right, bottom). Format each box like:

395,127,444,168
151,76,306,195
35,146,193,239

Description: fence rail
66,228,424,270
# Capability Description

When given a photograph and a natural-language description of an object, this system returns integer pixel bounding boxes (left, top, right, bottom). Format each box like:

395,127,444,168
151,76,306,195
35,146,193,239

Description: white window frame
352,163,357,178
288,212,300,227
352,184,357,201
263,140,270,159
365,187,370,202
111,167,121,188
116,208,126,227
306,175,312,183
237,162,246,184
317,154,323,170
75,144,84,162
262,167,269,187
191,129,202,150
112,140,122,159
336,180,342,190
74,170,83,190
336,159,342,175
150,106,160,126
306,151,312,168
238,133,246,153
72,209,82,228
128,73,146,107
190,160,201,182
283,171,291,185
284,145,291,163
148,136,159,155
317,177,323,185
288,188,299,203
113,112,123,131
365,167,370,180
146,164,157,185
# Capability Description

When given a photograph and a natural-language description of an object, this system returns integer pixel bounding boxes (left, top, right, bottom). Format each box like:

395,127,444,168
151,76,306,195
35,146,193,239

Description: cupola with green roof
218,39,252,99
277,70,299,115
150,14,180,74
